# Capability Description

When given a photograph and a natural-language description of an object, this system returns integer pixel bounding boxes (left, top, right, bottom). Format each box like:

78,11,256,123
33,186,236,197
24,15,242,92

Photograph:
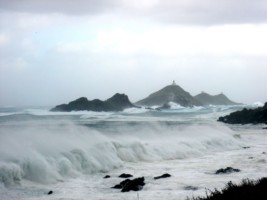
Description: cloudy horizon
1,0,267,106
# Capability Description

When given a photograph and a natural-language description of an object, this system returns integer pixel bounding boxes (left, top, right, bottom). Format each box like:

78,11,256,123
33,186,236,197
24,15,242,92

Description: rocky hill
135,84,202,107
51,93,135,112
194,92,240,106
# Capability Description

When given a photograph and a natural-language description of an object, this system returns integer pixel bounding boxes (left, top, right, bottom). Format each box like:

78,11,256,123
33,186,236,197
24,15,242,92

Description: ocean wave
0,121,242,186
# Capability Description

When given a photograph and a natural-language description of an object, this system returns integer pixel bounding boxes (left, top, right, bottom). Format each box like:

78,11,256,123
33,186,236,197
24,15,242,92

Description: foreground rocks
215,167,241,174
50,93,136,112
110,172,172,192
154,173,171,179
118,173,133,178
112,177,145,192
218,102,267,124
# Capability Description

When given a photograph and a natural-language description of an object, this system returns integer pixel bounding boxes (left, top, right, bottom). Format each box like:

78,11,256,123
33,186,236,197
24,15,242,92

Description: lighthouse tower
172,80,176,85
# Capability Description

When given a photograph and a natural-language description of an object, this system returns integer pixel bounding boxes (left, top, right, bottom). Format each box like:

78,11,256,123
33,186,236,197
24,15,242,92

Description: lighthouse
172,80,176,85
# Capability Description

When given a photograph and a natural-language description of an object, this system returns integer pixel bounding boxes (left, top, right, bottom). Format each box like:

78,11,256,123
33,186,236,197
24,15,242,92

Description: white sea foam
0,119,242,187
167,102,185,109
252,101,264,107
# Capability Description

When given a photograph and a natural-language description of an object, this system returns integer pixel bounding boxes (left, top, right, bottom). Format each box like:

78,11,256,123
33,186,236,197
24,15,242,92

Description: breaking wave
0,119,242,186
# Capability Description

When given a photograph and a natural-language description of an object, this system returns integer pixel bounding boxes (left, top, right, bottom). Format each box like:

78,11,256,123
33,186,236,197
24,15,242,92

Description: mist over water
0,104,266,200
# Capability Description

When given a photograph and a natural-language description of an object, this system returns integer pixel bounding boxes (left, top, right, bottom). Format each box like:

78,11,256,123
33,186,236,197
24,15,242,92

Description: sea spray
0,119,242,186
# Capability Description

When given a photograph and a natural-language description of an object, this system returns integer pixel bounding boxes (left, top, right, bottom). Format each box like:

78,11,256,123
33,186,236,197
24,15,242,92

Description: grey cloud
0,0,118,15
1,0,267,25
151,0,267,25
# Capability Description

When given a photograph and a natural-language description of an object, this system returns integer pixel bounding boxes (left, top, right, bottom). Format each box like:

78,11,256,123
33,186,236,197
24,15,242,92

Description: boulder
112,177,145,192
119,173,133,178
154,173,171,180
215,167,241,174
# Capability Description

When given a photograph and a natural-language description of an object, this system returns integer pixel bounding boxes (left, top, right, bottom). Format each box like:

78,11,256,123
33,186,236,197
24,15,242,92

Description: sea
0,103,266,200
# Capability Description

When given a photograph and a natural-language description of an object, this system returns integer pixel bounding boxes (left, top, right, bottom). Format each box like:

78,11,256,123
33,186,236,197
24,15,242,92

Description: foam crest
0,121,241,186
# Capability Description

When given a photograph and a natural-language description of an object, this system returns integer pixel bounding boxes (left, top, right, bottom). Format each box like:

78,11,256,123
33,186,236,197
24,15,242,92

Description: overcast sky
1,0,267,106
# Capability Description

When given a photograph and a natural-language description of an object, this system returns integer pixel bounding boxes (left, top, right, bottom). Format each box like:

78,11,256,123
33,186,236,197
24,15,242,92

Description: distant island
135,81,240,107
218,102,267,124
194,91,240,106
50,93,135,112
51,81,241,112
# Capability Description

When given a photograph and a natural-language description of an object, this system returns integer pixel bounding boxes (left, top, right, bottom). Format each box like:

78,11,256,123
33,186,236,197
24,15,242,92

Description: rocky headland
218,102,267,124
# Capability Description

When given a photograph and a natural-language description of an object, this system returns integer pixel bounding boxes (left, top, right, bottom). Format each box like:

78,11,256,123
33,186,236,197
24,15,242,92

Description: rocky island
135,81,239,107
194,91,240,106
135,81,202,107
50,93,136,112
218,102,267,124
51,81,241,112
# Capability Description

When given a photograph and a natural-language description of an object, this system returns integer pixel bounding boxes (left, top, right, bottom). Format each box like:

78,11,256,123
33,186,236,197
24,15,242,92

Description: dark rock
119,173,133,178
51,93,136,112
112,177,145,192
112,179,131,189
47,191,53,195
135,83,202,107
215,167,241,174
154,173,171,180
194,91,241,106
184,186,199,191
218,103,267,125
121,177,145,192
249,157,254,159
262,152,266,154
263,127,267,129
243,146,251,149
103,175,111,179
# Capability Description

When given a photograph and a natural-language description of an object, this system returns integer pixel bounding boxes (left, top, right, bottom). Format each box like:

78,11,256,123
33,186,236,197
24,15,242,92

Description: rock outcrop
194,92,240,106
154,173,171,180
50,93,135,112
112,177,145,192
136,84,202,107
218,102,267,124
215,167,241,174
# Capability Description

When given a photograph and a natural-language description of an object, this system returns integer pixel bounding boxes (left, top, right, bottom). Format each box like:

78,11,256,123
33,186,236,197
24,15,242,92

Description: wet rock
218,102,267,124
119,173,133,178
103,175,111,179
215,167,241,174
47,191,53,195
154,173,171,180
112,179,131,189
243,146,250,149
121,177,145,192
112,177,145,192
